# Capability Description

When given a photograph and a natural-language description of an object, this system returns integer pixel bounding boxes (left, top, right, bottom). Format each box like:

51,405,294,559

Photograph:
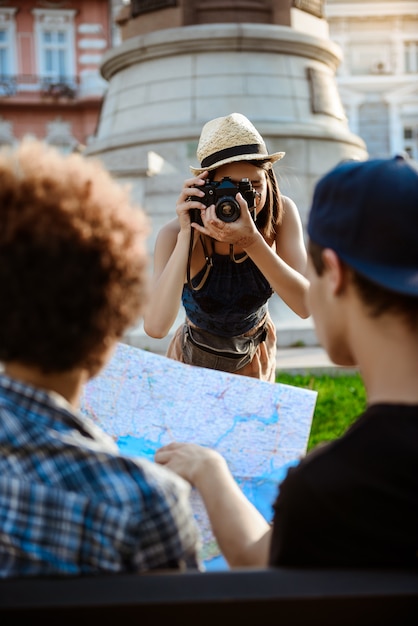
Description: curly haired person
0,140,201,577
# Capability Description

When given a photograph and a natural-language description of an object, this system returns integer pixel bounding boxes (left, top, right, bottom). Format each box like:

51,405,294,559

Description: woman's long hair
252,160,284,241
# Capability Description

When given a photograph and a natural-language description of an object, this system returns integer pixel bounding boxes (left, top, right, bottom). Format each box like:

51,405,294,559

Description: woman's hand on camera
193,192,260,248
176,172,209,231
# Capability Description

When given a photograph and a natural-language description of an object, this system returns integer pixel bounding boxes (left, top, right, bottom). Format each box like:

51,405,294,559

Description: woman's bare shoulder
157,217,180,242
161,217,180,233
282,195,299,214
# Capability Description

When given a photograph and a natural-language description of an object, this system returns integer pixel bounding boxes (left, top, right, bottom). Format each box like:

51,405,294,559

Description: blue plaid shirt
0,374,201,577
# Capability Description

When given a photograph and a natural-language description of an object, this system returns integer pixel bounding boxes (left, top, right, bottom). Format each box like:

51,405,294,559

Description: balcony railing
0,75,79,98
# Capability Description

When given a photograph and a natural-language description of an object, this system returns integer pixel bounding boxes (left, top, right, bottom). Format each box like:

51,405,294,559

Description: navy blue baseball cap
307,155,418,296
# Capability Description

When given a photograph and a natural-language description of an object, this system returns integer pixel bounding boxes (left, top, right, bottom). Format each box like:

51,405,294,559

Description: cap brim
190,151,285,175
338,252,418,296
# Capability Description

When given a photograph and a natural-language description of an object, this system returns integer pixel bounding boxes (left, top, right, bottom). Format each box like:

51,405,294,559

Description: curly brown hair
0,140,150,373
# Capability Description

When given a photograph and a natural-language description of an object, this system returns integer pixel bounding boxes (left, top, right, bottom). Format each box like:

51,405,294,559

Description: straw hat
190,113,285,175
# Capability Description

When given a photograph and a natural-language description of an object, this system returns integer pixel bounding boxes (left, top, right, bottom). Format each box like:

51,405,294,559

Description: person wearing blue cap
155,155,418,568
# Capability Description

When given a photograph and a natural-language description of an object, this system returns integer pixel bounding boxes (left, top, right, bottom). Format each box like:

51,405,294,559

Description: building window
403,126,417,160
0,115,14,145
404,127,413,141
0,8,17,95
42,29,69,79
45,118,78,154
404,41,418,73
0,30,10,76
33,9,76,91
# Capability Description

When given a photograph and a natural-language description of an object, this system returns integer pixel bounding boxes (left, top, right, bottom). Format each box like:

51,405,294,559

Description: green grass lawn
276,372,367,452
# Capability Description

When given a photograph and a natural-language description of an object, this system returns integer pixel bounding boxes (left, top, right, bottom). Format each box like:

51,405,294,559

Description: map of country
80,341,317,569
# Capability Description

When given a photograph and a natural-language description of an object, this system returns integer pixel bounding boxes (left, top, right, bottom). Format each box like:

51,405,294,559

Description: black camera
189,177,257,224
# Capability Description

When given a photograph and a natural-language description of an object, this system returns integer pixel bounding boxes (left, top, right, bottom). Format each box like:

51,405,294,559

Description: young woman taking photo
144,113,309,382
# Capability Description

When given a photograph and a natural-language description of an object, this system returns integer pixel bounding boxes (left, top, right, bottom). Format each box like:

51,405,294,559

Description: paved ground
276,346,358,376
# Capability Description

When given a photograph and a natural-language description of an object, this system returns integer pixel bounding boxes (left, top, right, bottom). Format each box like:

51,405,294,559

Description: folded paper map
80,342,317,570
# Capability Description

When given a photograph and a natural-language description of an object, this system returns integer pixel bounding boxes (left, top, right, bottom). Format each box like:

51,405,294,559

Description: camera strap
187,231,251,292
229,244,248,264
186,232,213,292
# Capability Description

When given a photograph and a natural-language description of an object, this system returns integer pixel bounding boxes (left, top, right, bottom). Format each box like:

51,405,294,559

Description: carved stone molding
307,67,346,120
131,0,177,17
292,0,324,19
101,23,342,81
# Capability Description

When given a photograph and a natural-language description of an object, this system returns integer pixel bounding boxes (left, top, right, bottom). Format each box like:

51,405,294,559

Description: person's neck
3,362,88,408
350,313,418,406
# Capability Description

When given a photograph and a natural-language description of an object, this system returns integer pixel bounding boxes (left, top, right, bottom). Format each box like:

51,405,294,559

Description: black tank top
182,248,273,337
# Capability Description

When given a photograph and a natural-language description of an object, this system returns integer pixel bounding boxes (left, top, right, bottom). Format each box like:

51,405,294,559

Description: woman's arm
143,174,208,338
155,442,272,567
243,196,309,318
143,221,189,338
275,196,308,275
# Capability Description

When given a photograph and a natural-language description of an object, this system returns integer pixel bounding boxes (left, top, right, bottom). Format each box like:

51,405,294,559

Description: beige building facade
326,0,418,159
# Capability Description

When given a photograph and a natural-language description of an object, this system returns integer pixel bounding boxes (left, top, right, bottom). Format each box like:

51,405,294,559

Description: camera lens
215,197,241,222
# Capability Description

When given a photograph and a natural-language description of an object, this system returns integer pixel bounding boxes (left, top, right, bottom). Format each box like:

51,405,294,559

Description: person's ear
321,248,347,296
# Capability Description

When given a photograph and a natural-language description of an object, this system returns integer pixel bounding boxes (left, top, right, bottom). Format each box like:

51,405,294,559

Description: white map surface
80,342,317,569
